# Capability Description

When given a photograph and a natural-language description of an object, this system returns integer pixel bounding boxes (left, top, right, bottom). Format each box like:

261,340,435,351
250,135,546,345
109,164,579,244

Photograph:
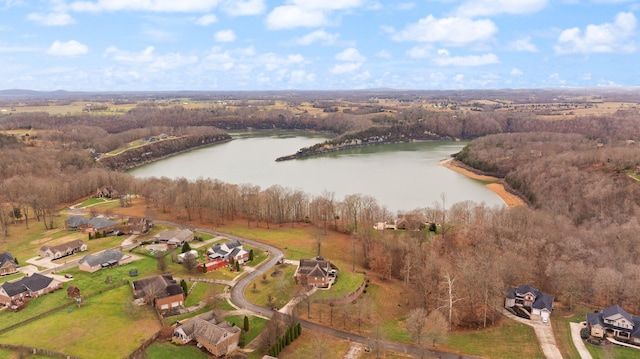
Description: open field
0,285,161,359
448,319,543,358
145,342,210,359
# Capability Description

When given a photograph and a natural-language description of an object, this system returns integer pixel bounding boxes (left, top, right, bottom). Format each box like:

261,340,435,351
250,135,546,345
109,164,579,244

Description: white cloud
70,0,221,12
289,69,316,84
149,53,198,71
27,12,75,26
141,26,176,42
196,14,217,26
580,73,592,80
397,2,415,10
47,40,88,56
221,0,265,15
335,47,365,62
330,62,362,74
432,51,499,66
509,37,538,52
105,46,155,62
296,29,340,45
510,68,523,76
555,12,636,54
266,0,365,30
215,29,236,42
455,0,548,17
287,0,364,11
266,6,327,29
406,44,433,58
392,15,497,45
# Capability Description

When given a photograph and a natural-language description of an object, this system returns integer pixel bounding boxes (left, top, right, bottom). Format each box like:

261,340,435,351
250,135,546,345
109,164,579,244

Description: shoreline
439,158,526,208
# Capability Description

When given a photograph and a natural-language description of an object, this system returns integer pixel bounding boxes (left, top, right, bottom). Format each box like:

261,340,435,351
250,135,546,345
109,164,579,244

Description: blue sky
1,0,639,91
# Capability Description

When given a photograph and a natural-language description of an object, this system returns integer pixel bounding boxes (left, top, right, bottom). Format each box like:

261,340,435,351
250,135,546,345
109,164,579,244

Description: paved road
154,220,480,358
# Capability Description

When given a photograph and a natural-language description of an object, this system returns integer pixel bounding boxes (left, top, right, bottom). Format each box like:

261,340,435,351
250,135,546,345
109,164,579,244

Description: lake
129,131,504,213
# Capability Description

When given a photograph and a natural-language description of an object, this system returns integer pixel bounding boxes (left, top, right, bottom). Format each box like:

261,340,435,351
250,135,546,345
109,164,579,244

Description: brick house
295,256,338,288
0,273,62,306
132,274,184,312
0,252,19,276
173,311,241,357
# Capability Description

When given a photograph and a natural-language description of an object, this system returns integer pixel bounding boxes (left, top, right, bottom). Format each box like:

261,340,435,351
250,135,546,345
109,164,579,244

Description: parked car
542,317,548,324
64,274,73,279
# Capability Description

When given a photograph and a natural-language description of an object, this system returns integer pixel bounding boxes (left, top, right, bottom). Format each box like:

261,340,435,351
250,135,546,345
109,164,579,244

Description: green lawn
586,343,640,358
224,315,267,346
0,285,161,359
145,342,209,359
184,281,211,307
551,305,592,359
311,271,364,301
0,349,51,359
244,264,298,309
448,319,544,359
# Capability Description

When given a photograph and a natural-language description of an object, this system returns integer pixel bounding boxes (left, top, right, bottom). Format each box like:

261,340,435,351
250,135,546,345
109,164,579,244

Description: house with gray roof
173,311,241,357
154,229,193,247
39,240,87,259
64,216,89,230
505,284,554,322
88,217,119,233
587,304,640,344
207,240,249,264
0,273,62,306
78,249,131,273
0,252,18,276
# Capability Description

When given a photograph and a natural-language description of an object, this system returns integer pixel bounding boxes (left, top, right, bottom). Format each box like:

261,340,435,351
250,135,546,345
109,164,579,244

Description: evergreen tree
249,249,254,261
235,261,241,272
243,315,250,332
297,323,301,337
88,233,92,240
182,242,191,253
180,279,188,296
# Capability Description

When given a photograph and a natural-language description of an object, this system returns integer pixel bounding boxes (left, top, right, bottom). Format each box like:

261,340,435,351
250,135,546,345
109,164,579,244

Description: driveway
570,322,593,359
503,309,563,359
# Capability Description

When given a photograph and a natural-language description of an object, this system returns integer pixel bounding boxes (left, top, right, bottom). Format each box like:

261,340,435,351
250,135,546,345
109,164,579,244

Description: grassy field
145,342,209,359
552,305,591,359
311,271,365,300
0,285,161,359
448,319,544,359
586,343,640,358
244,264,298,309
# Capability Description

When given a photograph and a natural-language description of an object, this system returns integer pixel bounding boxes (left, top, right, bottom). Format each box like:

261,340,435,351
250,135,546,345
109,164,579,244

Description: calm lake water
129,131,504,213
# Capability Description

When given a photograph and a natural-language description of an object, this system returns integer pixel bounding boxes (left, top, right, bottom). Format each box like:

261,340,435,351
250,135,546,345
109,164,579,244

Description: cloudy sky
1,0,639,91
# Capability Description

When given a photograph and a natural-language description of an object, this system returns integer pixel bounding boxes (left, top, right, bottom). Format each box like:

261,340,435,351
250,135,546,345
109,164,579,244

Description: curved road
157,221,477,359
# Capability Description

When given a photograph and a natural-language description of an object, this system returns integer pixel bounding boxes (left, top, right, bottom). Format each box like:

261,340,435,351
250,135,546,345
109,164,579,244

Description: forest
0,89,639,330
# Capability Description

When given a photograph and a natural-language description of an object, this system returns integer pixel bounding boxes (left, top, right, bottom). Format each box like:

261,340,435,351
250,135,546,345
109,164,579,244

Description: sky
0,0,639,91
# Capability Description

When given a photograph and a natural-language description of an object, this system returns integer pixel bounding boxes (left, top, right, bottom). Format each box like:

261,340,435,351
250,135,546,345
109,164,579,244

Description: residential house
373,221,397,230
78,249,132,273
0,252,18,276
207,240,249,264
505,284,554,321
132,274,184,311
64,216,89,230
113,216,152,235
587,305,640,344
173,311,241,357
96,186,119,199
295,256,338,288
0,273,62,306
39,240,87,259
396,213,428,231
87,217,119,234
155,229,193,247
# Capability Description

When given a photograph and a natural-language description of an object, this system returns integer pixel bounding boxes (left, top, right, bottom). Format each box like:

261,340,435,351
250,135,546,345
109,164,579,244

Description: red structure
198,259,228,273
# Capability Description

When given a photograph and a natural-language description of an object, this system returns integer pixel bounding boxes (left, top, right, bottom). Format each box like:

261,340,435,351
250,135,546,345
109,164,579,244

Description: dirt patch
486,183,526,209
440,158,527,208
